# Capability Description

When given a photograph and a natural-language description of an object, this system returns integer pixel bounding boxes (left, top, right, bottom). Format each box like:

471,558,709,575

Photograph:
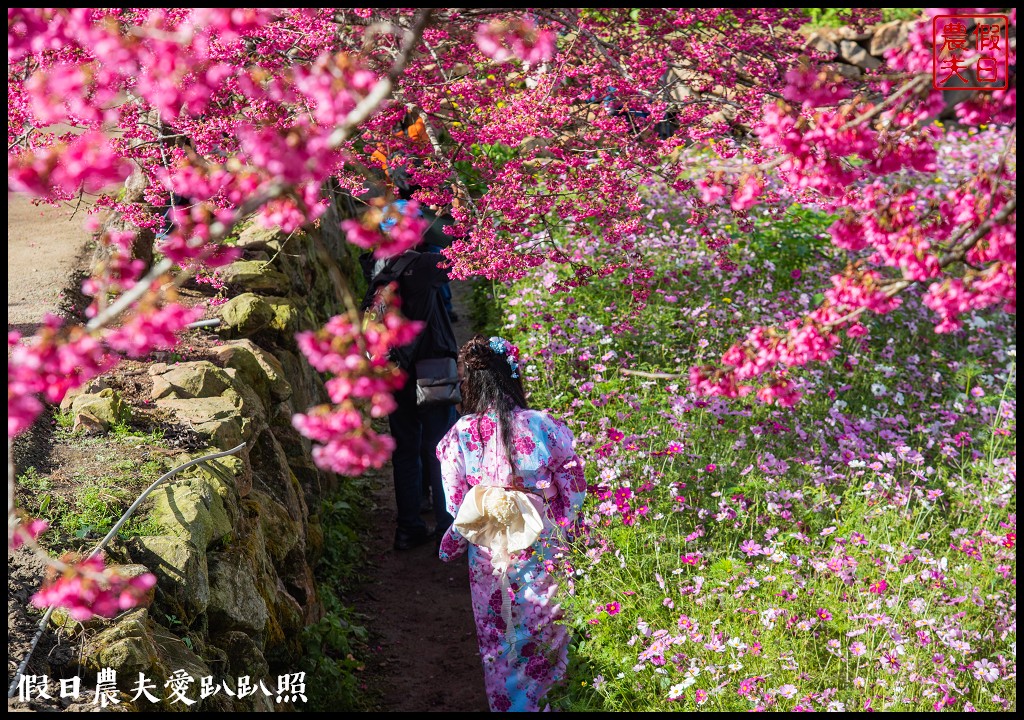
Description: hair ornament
488,336,520,379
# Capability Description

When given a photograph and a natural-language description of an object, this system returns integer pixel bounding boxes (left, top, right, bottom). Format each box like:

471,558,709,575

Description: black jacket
366,251,458,368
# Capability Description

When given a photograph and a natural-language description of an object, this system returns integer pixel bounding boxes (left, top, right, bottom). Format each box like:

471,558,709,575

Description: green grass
801,8,923,30
18,416,174,548
297,474,377,711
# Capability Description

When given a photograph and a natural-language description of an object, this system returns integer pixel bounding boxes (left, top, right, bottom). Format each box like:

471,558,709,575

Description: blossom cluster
292,286,422,475
32,554,157,622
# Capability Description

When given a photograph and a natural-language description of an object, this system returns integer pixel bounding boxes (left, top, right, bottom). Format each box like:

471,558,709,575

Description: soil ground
7,192,95,336
8,191,103,711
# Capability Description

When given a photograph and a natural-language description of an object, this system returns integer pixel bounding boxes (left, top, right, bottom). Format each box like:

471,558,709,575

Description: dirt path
7,193,95,336
352,280,490,712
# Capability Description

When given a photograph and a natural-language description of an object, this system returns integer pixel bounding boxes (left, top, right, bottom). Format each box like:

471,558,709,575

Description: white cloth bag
453,484,547,644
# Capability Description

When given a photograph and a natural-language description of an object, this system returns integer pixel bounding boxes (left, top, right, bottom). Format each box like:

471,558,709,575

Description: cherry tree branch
621,368,687,380
407,103,481,220
326,8,433,149
822,197,1017,330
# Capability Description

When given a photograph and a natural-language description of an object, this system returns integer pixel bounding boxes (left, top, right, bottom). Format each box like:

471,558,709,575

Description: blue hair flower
488,336,520,379
379,199,422,232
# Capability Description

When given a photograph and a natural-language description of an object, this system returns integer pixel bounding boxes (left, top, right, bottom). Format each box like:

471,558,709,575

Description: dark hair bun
460,336,495,372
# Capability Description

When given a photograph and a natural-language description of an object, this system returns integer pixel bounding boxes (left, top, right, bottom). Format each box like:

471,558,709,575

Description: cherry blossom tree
7,8,1016,612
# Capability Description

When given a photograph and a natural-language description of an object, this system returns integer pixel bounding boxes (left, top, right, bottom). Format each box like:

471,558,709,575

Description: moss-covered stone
199,452,252,499
151,476,234,550
272,348,329,414
210,632,275,712
212,630,269,681
218,293,274,338
69,388,130,433
126,536,209,623
150,623,211,683
222,369,267,424
80,608,158,681
206,550,270,637
218,260,291,295
235,222,285,250
210,339,291,402
150,361,233,401
264,295,302,334
304,513,324,567
154,391,253,449
247,489,300,565
58,377,111,413
249,428,309,540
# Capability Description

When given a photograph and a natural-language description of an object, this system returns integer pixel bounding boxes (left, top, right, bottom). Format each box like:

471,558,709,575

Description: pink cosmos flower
972,659,999,682
740,539,763,557
778,684,798,699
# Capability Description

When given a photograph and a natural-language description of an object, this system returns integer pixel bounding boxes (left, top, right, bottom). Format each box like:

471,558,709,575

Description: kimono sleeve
543,415,587,529
436,423,469,561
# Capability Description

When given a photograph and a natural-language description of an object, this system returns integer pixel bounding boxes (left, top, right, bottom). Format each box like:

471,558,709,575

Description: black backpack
359,251,419,314
359,251,458,373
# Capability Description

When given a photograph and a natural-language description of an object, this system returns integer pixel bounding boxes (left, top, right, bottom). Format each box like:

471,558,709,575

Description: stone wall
55,207,360,710
803,20,913,79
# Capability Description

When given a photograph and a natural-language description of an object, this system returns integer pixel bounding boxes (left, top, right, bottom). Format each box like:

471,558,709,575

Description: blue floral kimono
437,408,586,712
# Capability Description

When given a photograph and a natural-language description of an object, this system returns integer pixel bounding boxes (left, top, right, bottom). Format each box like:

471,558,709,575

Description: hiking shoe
394,527,431,551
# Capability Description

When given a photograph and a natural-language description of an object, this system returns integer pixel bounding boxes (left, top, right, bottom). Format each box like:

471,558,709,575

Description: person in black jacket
363,220,460,551
388,158,459,321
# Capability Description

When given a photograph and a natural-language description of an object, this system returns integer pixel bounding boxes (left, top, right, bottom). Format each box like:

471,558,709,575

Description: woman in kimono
436,335,587,712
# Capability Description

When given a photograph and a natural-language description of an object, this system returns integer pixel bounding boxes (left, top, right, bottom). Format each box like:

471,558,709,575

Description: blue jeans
389,378,457,535
440,281,454,316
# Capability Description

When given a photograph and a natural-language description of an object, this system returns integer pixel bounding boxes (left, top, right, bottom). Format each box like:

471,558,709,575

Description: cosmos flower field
495,156,1016,711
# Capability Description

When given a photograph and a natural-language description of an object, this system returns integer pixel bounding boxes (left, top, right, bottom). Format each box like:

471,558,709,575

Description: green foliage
453,142,517,196
110,419,165,443
802,8,922,29
17,429,172,548
297,475,376,711
299,588,369,712
734,205,836,283
46,481,157,540
467,278,504,336
18,466,50,493
54,409,76,430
